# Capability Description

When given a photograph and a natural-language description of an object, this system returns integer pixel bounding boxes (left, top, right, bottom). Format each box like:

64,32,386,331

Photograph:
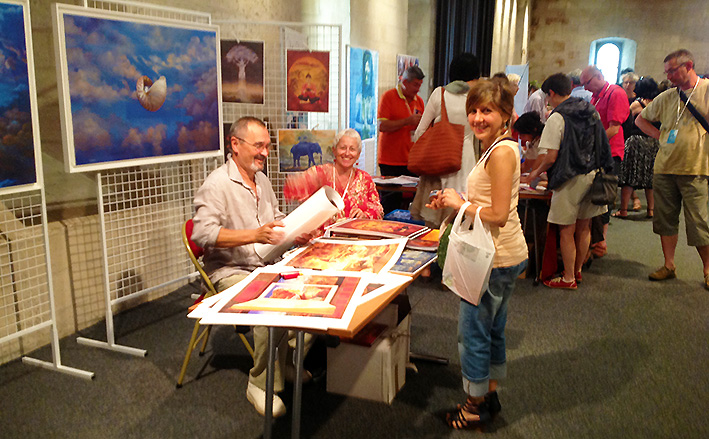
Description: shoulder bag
589,126,618,206
407,91,464,176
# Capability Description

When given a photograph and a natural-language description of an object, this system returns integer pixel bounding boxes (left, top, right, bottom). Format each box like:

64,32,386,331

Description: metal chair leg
177,320,205,388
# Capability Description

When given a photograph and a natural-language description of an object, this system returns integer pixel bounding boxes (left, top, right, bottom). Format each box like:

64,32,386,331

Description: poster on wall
221,40,264,104
0,0,41,194
347,46,378,141
52,4,223,173
286,50,329,113
277,129,335,173
396,54,419,82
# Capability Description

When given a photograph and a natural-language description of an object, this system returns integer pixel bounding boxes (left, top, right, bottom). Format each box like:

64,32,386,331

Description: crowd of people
189,48,708,431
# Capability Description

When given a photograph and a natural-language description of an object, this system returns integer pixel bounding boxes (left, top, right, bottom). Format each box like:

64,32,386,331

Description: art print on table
0,0,40,193
390,249,438,276
280,238,407,274
396,54,419,82
277,129,335,173
53,4,222,173
286,50,329,113
348,46,378,141
193,267,371,331
221,40,264,104
327,218,429,240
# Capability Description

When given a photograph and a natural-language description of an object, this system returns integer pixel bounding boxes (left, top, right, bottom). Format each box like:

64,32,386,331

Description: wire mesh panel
0,191,50,353
87,0,211,24
99,159,216,304
218,20,342,214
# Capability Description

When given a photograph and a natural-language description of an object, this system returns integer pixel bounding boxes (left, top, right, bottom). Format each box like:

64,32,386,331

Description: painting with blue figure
277,129,335,173
0,1,37,191
348,47,378,141
54,5,222,172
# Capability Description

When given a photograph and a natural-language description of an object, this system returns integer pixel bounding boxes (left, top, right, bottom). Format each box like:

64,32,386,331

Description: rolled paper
255,186,344,262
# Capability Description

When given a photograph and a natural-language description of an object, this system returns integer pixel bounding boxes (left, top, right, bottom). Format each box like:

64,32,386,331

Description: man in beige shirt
636,49,709,289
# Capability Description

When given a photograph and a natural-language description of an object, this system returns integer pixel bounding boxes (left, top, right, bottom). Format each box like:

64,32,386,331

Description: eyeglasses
581,77,593,88
664,63,686,76
235,136,271,152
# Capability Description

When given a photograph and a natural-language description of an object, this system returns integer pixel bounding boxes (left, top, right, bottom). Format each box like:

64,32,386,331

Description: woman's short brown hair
465,78,515,125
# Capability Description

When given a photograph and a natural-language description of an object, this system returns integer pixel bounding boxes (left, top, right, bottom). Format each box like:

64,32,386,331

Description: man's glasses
235,136,271,152
664,63,686,76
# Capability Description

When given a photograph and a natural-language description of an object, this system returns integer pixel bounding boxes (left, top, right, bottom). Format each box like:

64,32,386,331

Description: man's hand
293,230,316,246
255,221,285,245
406,113,422,127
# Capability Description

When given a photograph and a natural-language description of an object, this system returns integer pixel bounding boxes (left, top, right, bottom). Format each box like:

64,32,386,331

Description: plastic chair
176,219,254,388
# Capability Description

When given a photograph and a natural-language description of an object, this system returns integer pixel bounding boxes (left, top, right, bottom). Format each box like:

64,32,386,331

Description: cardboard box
326,314,410,404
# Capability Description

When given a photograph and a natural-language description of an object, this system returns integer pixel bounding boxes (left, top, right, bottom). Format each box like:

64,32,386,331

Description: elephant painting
278,129,335,173
291,141,323,168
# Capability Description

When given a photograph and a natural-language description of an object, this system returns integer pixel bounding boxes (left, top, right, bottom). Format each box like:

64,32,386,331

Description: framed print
347,46,378,141
286,50,329,113
277,129,335,173
52,4,223,173
221,40,264,104
0,0,41,194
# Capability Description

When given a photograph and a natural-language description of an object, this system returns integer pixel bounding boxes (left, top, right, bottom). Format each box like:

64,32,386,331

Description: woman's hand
426,188,465,210
350,206,366,219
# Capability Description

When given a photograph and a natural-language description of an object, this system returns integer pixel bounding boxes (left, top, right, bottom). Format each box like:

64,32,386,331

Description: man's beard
249,154,267,172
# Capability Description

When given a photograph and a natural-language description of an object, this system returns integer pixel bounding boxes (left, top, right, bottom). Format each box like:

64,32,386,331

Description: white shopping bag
442,202,496,305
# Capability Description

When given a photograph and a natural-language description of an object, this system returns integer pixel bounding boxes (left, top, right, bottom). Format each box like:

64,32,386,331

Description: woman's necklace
332,165,354,199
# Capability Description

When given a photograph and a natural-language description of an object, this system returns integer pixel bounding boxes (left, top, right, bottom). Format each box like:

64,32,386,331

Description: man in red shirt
580,66,630,254
377,65,425,177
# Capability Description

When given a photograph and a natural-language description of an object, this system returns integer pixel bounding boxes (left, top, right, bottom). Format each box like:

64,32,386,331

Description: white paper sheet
255,186,344,262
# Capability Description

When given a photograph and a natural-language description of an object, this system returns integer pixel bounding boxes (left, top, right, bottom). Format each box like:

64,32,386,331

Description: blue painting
54,5,222,172
0,1,37,191
348,47,378,141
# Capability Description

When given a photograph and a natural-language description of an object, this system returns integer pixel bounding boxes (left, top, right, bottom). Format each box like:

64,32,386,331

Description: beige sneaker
648,266,676,281
246,382,286,417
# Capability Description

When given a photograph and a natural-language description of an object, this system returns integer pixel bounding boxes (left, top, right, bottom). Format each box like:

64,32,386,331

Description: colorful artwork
53,5,222,172
221,40,264,104
390,249,437,276
277,129,335,173
348,46,378,140
192,267,373,331
327,218,429,239
280,238,407,274
396,54,419,82
286,50,329,113
0,1,38,192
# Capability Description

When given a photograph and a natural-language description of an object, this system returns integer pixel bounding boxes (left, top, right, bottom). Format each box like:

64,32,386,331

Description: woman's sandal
632,197,642,211
446,398,491,430
646,209,654,218
611,210,629,219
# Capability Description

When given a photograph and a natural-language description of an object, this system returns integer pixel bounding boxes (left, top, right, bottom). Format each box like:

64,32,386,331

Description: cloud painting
55,6,222,172
221,40,264,104
0,1,37,191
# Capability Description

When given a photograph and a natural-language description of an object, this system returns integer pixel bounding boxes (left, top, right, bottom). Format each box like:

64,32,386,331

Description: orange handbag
407,92,464,176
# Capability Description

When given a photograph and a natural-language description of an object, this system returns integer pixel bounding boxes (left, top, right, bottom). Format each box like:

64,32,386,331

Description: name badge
667,129,678,144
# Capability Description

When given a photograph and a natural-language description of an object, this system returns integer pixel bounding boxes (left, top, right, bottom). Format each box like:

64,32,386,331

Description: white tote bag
441,202,496,305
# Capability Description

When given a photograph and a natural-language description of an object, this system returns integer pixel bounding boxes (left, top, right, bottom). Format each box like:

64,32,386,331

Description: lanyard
332,165,354,199
675,80,700,128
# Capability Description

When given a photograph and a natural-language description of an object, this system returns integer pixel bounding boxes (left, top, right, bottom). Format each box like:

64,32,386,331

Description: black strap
678,87,709,133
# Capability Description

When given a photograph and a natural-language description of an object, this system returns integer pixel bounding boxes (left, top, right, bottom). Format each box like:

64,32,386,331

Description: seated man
522,73,613,289
192,116,314,418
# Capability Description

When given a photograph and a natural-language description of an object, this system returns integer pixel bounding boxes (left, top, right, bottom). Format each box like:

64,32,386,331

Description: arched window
596,43,620,83
589,38,636,84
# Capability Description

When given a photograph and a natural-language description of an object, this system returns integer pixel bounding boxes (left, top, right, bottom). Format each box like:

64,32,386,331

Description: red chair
176,219,254,388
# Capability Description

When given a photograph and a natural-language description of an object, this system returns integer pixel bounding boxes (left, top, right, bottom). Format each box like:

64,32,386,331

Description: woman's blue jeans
458,259,527,397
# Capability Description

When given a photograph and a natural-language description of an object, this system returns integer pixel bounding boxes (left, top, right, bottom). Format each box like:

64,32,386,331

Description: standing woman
428,78,528,429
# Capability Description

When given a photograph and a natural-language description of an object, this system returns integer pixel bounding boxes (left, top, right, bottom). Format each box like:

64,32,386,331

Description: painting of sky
0,2,37,190
60,10,220,170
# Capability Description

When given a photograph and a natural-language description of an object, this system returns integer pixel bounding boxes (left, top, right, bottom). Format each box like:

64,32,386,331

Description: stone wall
527,0,709,83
